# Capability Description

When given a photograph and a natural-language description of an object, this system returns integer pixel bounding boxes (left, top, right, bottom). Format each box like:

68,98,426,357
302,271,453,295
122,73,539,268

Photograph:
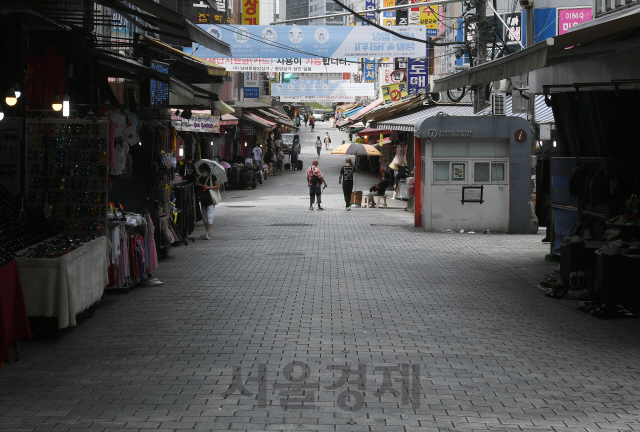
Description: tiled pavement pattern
3,121,640,432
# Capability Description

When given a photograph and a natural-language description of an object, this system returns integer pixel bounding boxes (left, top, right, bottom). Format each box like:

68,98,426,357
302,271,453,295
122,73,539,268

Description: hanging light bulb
13,85,21,99
63,92,70,117
5,88,17,106
52,91,63,112
0,104,4,121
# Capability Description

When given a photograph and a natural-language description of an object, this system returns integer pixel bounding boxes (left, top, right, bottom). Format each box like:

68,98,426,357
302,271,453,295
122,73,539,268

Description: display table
0,260,32,363
15,236,111,329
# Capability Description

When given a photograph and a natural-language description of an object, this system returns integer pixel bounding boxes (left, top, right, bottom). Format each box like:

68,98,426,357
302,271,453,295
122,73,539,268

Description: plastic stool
376,195,387,209
362,196,372,208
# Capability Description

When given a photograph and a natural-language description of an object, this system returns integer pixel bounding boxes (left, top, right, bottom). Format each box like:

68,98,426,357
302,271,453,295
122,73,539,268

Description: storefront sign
557,8,592,35
383,0,396,26
382,82,408,104
381,58,394,85
364,0,376,25
242,0,259,25
396,0,408,26
195,25,426,59
390,70,405,83
409,0,421,25
504,12,522,45
171,110,220,133
205,57,358,73
242,125,254,135
420,4,439,36
406,58,428,95
244,71,259,99
427,129,473,137
182,0,231,25
363,58,377,83
150,60,169,108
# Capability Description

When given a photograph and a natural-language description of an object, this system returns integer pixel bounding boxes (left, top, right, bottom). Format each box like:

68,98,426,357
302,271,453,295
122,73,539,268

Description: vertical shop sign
407,58,428,95
343,73,351,81
396,0,408,26
383,0,396,27
364,0,376,25
242,0,259,25
421,4,439,36
244,71,259,98
557,8,592,35
504,12,522,45
363,59,377,83
409,0,420,25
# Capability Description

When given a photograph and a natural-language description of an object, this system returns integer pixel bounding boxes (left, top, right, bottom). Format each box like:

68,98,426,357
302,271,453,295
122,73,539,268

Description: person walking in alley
276,147,285,176
324,132,331,150
315,136,322,157
307,160,327,210
338,157,354,211
195,164,220,240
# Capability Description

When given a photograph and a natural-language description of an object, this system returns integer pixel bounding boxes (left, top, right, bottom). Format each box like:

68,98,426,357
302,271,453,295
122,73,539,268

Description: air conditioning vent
491,93,506,116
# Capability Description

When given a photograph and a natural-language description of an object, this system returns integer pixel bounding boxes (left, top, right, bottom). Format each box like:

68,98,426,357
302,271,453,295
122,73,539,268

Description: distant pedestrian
252,145,263,169
307,160,327,211
315,136,322,157
289,146,299,170
339,157,354,211
276,147,285,176
324,132,331,150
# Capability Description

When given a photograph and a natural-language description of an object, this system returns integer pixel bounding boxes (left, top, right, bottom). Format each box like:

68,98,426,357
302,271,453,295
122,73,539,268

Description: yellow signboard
420,4,438,33
381,83,408,104
242,0,260,25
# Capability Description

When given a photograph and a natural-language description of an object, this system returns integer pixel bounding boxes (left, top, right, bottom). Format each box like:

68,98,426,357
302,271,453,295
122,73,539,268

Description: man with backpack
306,160,328,210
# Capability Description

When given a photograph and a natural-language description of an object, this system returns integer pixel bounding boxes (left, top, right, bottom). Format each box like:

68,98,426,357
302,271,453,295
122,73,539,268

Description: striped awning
220,113,238,125
240,112,276,130
343,106,364,117
373,105,474,132
476,95,555,123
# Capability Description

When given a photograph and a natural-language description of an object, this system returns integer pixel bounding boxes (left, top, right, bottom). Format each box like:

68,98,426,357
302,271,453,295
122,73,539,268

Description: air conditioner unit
491,93,506,116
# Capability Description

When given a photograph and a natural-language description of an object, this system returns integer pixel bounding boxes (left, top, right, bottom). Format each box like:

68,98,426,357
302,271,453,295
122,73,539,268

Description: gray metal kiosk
413,115,532,234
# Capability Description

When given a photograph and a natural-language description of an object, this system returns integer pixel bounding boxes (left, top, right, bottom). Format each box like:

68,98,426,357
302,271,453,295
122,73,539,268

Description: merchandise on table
16,234,99,259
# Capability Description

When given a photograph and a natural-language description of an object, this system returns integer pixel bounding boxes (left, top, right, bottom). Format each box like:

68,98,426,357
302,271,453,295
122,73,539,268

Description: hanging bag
207,176,222,205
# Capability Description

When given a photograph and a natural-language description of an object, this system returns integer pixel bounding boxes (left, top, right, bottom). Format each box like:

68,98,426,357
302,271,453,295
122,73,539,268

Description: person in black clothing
338,157,354,211
289,146,299,170
264,148,275,175
364,174,389,208
195,164,220,240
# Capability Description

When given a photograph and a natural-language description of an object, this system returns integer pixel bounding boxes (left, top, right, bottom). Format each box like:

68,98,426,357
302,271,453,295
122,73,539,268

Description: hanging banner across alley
193,25,426,59
203,57,359,73
271,82,374,98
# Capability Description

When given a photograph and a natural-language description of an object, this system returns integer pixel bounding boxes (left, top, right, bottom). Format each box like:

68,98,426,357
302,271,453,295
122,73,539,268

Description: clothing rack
170,181,196,245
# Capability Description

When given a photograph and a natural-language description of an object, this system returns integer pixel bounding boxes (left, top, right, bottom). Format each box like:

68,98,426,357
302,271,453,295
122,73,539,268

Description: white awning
373,105,474,132
475,95,555,123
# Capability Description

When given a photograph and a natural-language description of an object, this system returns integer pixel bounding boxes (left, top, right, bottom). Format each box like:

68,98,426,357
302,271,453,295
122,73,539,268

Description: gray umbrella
193,159,228,185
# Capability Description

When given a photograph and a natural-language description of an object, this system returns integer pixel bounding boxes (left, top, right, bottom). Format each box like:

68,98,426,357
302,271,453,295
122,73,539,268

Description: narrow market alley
2,122,640,432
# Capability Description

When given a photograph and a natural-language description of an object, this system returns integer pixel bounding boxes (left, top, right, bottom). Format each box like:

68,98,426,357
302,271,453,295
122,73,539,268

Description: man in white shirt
252,145,263,168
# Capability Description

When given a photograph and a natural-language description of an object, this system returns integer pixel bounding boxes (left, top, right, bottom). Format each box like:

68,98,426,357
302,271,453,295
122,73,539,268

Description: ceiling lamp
52,91,63,112
5,88,17,106
14,84,21,99
63,92,70,117
0,104,4,121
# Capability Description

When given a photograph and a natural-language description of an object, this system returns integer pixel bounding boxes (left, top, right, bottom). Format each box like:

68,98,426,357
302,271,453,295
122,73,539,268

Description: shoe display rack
24,119,109,235
0,118,23,196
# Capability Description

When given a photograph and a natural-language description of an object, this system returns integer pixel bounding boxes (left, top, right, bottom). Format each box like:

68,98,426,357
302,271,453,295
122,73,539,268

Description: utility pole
473,0,487,113
524,0,535,121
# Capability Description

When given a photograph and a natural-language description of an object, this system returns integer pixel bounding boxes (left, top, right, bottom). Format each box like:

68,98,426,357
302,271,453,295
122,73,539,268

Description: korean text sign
242,0,259,25
194,25,426,59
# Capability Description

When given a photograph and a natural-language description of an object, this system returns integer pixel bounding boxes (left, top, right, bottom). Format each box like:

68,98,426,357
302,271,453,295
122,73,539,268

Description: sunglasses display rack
24,119,109,235
0,118,23,196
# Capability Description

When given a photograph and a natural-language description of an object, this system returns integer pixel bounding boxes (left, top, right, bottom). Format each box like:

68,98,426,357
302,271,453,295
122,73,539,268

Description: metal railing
593,0,639,18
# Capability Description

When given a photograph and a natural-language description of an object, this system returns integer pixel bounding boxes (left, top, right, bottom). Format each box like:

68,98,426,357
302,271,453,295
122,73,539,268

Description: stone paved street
2,120,640,432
